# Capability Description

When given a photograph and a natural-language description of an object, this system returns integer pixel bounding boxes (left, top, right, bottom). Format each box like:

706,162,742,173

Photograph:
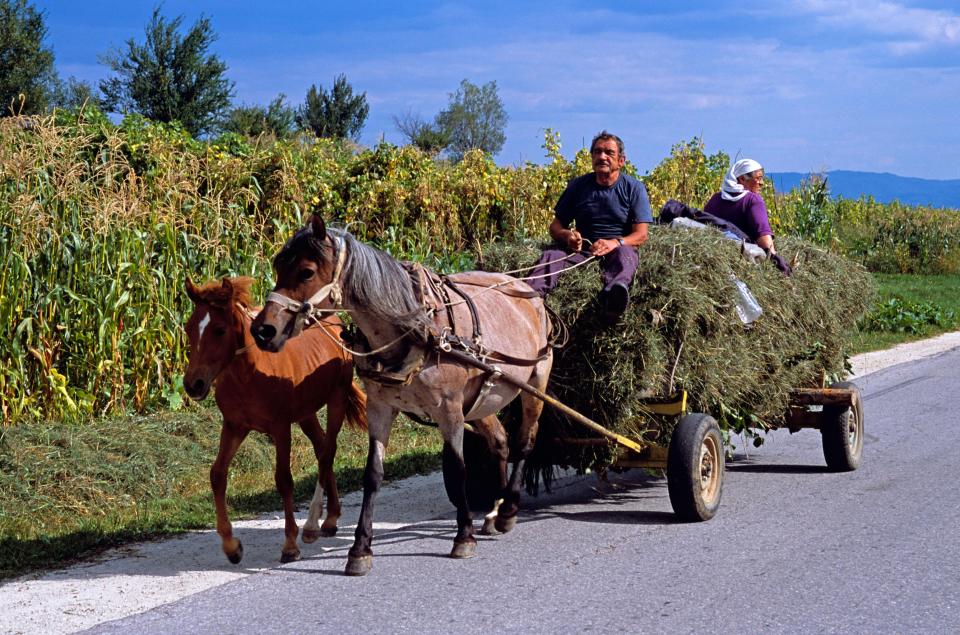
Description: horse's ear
215,277,234,306
185,277,201,303
310,214,327,240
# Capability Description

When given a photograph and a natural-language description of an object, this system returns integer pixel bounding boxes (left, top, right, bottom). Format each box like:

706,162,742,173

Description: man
703,158,792,275
527,131,652,320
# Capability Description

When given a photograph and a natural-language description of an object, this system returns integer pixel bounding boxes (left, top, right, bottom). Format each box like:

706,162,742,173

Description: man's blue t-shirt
554,173,653,242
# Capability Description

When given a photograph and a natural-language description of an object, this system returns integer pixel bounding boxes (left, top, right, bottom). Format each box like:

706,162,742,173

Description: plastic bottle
730,274,763,324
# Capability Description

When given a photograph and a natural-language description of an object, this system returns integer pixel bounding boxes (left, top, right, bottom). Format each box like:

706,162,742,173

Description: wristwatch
616,238,625,246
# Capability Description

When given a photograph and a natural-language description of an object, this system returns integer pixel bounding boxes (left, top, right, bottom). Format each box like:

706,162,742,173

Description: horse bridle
264,234,347,337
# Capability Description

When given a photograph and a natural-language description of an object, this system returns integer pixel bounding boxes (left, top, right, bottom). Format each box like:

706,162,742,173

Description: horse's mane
195,277,256,309
275,224,432,342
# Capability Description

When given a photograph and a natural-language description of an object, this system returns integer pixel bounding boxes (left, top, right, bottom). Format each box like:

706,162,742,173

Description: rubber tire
821,380,864,471
667,413,724,522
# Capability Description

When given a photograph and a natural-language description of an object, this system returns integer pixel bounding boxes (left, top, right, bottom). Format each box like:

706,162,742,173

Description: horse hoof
226,541,243,564
280,550,301,564
478,518,500,536
345,555,373,576
495,515,517,534
450,541,477,559
301,528,321,544
319,525,338,538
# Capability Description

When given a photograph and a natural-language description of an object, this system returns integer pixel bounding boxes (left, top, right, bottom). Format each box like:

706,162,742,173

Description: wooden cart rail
786,386,857,432
446,346,863,521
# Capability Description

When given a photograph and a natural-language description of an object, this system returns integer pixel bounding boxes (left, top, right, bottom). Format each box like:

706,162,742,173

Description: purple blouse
703,191,772,241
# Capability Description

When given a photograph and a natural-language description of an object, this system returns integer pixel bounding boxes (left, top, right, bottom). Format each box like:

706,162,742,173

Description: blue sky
32,1,960,179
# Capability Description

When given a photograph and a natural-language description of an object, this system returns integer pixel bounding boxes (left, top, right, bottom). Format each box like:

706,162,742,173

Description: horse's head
183,276,255,400
251,214,341,352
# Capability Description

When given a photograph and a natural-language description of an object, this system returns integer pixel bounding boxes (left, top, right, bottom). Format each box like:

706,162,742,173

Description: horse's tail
344,380,368,432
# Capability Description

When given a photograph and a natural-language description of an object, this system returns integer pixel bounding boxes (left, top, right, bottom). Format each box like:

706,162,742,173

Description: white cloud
795,0,960,49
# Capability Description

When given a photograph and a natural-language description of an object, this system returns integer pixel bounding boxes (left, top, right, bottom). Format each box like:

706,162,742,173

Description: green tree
98,7,234,137
392,109,450,156
297,74,368,140
435,79,507,161
0,0,56,116
50,76,101,111
223,94,296,139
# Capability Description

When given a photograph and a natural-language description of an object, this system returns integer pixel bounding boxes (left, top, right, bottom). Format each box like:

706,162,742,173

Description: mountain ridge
767,170,960,208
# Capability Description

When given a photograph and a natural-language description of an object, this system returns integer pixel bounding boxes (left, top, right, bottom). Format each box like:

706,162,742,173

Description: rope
313,311,435,358
437,250,599,310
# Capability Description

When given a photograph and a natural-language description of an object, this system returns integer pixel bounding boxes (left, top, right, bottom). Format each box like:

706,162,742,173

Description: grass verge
0,406,442,580
848,273,960,354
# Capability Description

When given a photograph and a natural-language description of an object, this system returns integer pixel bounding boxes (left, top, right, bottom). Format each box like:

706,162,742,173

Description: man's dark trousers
526,245,638,297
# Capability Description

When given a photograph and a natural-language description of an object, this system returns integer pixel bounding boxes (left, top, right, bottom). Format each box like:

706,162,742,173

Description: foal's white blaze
197,310,211,348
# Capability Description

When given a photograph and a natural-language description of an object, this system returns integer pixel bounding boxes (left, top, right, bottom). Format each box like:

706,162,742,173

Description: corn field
1,108,958,424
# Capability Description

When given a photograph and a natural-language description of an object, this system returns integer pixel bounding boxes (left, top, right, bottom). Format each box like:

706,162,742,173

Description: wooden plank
786,407,824,430
639,391,688,416
613,445,668,470
789,388,854,407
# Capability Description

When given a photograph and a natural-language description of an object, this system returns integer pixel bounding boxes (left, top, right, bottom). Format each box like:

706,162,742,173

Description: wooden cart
449,348,865,523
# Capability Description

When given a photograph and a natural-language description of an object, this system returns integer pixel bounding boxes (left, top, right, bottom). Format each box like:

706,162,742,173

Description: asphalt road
77,347,960,634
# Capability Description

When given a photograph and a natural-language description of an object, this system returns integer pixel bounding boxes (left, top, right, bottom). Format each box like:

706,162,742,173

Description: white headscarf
720,158,763,202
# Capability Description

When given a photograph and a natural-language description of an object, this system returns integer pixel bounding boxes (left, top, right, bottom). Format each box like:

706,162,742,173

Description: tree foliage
50,76,101,111
223,94,296,140
392,109,450,156
297,74,368,140
435,79,507,160
0,0,56,116
98,7,234,137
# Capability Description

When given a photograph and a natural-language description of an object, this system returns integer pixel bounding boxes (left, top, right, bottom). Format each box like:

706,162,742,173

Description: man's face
591,139,625,178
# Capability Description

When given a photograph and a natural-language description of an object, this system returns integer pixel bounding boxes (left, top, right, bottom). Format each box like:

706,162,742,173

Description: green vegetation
98,8,234,137
0,408,442,579
224,94,297,141
297,74,369,141
393,78,508,159
435,79,508,160
850,273,960,353
0,0,56,115
2,113,960,425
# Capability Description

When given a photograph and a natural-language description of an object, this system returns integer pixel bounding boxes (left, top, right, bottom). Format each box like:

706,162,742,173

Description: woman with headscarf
704,158,792,275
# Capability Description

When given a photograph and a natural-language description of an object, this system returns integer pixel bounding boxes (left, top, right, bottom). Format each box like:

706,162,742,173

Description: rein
232,301,334,356
234,303,260,355
265,230,572,390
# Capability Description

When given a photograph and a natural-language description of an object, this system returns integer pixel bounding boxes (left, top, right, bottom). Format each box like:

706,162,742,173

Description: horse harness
346,263,554,420
263,233,558,420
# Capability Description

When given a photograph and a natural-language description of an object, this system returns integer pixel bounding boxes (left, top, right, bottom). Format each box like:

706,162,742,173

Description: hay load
480,226,874,476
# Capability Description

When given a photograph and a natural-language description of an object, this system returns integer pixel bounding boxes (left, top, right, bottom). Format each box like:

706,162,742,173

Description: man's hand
590,237,620,257
565,229,583,252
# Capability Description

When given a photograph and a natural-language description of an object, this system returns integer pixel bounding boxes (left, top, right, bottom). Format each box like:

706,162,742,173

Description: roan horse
251,215,554,576
184,276,366,564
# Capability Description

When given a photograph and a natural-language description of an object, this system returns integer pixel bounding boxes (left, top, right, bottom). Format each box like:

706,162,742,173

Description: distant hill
767,170,960,209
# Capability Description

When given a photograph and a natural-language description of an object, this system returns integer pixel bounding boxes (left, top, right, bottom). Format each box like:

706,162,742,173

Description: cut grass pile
482,227,874,473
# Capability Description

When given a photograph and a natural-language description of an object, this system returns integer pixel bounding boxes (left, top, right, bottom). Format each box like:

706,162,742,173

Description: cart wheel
821,380,864,471
667,413,724,522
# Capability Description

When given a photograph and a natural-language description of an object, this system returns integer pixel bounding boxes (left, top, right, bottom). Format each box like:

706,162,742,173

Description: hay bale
480,226,874,477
